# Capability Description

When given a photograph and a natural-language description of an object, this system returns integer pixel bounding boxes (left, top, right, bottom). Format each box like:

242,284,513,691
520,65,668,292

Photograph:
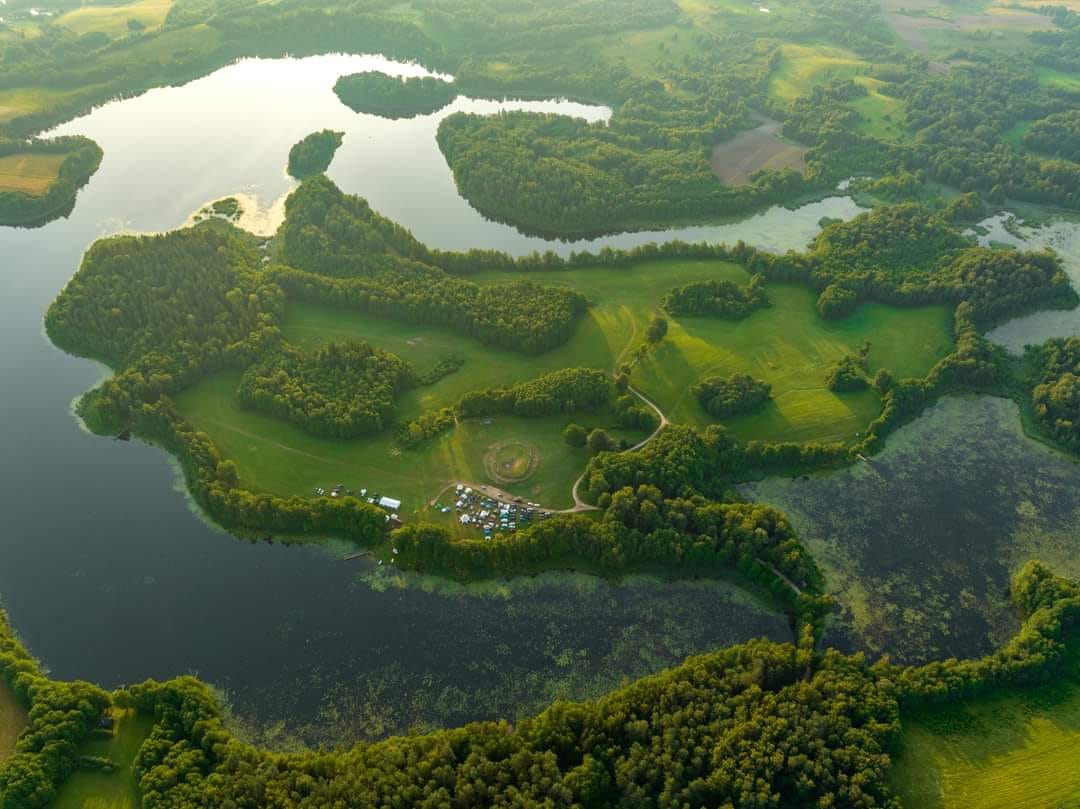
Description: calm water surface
4,52,1078,743
1,53,867,744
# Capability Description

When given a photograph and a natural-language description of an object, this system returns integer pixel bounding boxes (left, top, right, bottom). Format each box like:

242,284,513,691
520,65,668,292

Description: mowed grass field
0,681,27,763
174,259,952,512
57,0,174,37
0,153,66,195
51,710,153,809
633,284,953,443
890,677,1080,809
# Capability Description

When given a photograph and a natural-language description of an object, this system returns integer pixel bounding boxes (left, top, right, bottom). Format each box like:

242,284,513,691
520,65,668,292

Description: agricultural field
881,0,1059,53
890,675,1080,809
0,85,98,125
51,710,154,809
1038,66,1080,93
710,116,806,185
0,152,65,195
0,682,26,763
57,0,174,38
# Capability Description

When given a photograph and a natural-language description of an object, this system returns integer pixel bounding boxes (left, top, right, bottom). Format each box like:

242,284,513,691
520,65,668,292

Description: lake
1,51,1077,746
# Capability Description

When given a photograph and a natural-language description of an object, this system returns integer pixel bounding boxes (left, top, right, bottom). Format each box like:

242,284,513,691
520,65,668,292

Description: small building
379,496,402,510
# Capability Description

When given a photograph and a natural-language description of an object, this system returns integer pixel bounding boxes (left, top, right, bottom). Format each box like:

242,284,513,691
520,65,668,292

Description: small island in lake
333,73,458,119
0,136,103,227
287,129,345,180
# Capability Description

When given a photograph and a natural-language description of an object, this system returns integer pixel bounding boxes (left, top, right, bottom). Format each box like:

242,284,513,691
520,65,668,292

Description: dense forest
286,129,344,179
662,275,768,319
691,374,772,418
237,341,414,438
0,136,102,225
3,561,1078,808
333,72,458,119
1030,337,1080,452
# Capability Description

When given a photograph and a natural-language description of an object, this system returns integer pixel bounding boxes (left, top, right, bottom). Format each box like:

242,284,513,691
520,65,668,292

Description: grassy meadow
0,681,27,763
172,259,954,512
767,44,868,105
0,152,66,195
57,0,174,38
51,710,154,809
890,676,1080,809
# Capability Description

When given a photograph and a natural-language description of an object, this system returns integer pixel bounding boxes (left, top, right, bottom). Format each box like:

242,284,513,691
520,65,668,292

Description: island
286,129,344,179
333,72,458,119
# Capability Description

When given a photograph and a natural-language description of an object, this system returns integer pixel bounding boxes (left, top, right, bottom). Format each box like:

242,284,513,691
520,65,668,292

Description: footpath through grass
890,675,1080,809
51,709,154,809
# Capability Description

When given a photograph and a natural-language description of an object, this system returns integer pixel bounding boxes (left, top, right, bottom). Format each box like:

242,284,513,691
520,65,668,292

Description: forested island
334,72,458,118
286,129,344,179
0,137,102,226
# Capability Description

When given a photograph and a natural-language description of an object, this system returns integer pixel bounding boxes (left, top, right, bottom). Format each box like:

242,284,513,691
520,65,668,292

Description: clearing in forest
890,676,1080,809
710,116,807,185
0,153,66,195
766,44,868,104
51,709,154,809
0,681,27,763
174,259,954,515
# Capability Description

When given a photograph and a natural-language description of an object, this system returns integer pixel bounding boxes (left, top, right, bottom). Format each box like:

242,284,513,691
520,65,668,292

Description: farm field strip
0,153,65,195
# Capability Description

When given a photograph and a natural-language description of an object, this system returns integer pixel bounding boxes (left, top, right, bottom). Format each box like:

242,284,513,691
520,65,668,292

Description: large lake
1,52,1077,746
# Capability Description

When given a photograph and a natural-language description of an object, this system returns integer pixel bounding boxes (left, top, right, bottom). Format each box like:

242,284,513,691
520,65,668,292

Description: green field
51,710,153,809
58,0,174,38
767,44,868,104
173,259,954,511
890,678,1080,809
850,76,909,142
0,681,26,763
1038,66,1080,92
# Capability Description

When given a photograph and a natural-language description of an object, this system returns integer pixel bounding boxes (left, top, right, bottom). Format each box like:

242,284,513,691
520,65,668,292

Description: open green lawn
890,677,1080,809
0,681,27,763
57,0,174,38
174,259,953,512
767,44,868,105
175,372,638,517
1038,66,1080,93
850,76,909,142
51,709,154,809
633,284,953,443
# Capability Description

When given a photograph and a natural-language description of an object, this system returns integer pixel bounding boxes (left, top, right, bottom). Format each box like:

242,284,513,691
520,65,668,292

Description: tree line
456,367,611,419
334,72,458,119
1029,337,1080,453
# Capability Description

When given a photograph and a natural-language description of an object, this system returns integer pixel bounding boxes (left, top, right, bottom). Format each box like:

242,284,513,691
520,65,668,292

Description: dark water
743,396,1080,665
0,53,831,745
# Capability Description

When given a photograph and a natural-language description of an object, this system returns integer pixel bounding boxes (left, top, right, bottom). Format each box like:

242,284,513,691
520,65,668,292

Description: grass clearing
0,681,27,763
51,709,154,809
890,676,1080,809
631,283,954,444
0,153,66,195
174,259,952,513
767,44,867,105
0,86,99,125
1038,66,1080,93
849,76,908,141
57,0,174,37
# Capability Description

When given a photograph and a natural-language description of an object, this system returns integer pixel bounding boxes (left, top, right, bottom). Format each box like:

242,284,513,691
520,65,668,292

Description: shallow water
743,396,1080,665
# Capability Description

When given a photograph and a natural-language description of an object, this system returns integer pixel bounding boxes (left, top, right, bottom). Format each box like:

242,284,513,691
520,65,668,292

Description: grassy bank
0,681,26,764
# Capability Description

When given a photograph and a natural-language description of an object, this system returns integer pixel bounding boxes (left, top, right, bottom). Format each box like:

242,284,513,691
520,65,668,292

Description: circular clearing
484,440,540,484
